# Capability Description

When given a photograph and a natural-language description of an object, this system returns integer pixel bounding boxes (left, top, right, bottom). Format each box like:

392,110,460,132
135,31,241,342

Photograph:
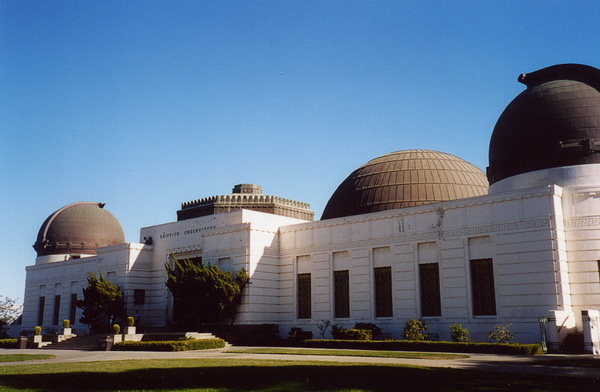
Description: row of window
297,258,495,319
37,289,146,326
37,294,78,326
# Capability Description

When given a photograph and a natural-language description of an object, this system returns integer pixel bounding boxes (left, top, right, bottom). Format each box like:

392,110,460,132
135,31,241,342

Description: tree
165,258,249,328
0,295,22,325
76,272,126,333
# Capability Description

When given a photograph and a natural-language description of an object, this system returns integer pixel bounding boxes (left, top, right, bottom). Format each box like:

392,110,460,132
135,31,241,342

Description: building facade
17,64,600,351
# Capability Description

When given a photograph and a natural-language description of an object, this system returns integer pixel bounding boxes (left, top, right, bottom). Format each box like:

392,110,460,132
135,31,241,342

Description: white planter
61,327,72,335
33,335,42,343
126,326,136,335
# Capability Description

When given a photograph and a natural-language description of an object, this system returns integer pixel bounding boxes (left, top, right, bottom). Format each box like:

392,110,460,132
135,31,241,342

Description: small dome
33,202,125,257
321,149,489,220
488,64,600,185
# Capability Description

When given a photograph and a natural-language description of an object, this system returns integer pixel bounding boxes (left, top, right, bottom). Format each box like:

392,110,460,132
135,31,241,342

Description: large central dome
321,149,489,220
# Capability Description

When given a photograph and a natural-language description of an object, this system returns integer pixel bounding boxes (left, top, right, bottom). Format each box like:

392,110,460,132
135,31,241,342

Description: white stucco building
18,64,600,351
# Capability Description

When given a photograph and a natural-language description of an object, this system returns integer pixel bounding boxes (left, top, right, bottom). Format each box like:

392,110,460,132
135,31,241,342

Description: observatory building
19,64,600,351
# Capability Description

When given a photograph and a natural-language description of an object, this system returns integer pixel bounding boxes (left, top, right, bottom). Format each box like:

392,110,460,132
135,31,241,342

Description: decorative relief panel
565,216,600,228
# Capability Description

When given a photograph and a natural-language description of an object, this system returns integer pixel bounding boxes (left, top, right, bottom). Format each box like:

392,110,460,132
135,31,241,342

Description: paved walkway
2,347,599,380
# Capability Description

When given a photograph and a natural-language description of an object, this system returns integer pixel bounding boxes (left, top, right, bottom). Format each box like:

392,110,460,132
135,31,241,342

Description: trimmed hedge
303,339,544,355
0,339,17,348
114,338,226,352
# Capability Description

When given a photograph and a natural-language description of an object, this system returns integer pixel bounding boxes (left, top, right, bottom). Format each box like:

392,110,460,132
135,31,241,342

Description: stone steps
41,334,104,351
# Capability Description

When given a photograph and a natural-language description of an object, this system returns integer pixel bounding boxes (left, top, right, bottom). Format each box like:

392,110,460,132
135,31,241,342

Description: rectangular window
334,270,350,318
374,267,393,317
69,294,78,325
52,295,61,325
471,258,496,316
133,289,146,305
419,263,441,317
297,273,311,319
37,296,45,326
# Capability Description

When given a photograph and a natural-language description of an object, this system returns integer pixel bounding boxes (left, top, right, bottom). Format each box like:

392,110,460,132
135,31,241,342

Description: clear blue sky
1,1,599,303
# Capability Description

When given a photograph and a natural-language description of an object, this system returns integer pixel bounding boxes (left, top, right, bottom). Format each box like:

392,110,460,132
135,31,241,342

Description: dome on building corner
487,64,600,185
321,149,489,220
33,202,125,257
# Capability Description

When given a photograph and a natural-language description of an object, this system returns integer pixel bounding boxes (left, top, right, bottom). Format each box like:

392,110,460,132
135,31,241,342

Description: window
420,263,441,317
133,289,146,305
69,294,77,325
297,273,311,319
52,295,61,325
37,296,45,326
470,258,496,316
334,270,350,318
374,267,393,317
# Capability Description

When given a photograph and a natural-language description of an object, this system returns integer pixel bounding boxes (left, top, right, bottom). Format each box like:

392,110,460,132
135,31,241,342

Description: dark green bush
303,339,544,355
402,319,428,341
0,339,18,348
354,322,382,339
288,328,313,342
331,325,372,340
336,329,372,340
114,338,225,351
489,323,514,343
330,324,343,340
449,323,470,343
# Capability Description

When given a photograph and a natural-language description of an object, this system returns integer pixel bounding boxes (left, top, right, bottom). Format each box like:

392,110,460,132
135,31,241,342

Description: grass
0,354,56,363
535,357,600,368
0,358,598,391
226,347,470,359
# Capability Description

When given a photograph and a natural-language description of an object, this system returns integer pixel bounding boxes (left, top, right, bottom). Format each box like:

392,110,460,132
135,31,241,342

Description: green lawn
0,355,55,363
226,347,469,359
0,358,597,391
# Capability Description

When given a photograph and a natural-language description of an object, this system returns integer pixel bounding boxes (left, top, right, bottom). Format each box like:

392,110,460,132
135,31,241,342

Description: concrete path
1,347,599,380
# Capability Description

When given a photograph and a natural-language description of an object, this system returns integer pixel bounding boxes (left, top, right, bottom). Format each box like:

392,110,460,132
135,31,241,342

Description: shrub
114,338,225,351
489,323,514,344
127,316,135,327
330,325,373,340
449,323,470,343
402,319,428,341
112,324,121,334
62,320,70,329
288,328,313,342
330,324,343,340
0,339,18,348
34,326,42,336
317,320,331,339
339,329,372,340
354,322,383,339
303,339,544,355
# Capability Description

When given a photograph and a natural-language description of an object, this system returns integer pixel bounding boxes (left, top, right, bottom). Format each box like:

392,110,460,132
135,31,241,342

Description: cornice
279,218,550,256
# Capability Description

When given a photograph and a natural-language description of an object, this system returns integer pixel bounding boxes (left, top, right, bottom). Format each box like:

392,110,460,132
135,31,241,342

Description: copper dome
487,64,600,185
33,202,125,257
321,149,489,220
